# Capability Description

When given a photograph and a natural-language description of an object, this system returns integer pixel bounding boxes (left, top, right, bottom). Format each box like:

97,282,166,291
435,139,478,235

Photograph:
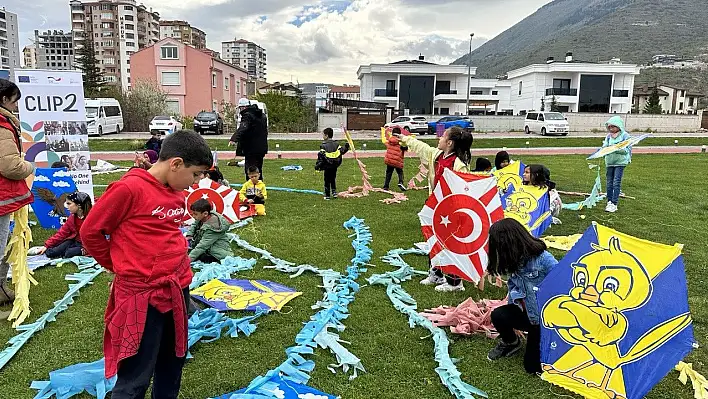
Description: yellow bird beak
580,285,600,303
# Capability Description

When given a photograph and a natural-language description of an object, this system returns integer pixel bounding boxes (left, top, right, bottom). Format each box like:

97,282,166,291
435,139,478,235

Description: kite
419,168,504,283
183,178,245,223
587,133,650,160
191,279,302,312
492,160,525,195
31,168,78,229
538,222,695,399
503,184,552,237
214,374,337,399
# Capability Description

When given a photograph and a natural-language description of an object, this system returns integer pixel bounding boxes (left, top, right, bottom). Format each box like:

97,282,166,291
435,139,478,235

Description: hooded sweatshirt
188,211,232,261
231,105,268,157
80,168,191,378
602,116,632,167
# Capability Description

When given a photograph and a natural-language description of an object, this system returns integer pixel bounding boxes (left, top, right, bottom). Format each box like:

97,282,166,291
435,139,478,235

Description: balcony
435,90,458,95
545,88,578,96
374,89,397,98
612,90,629,97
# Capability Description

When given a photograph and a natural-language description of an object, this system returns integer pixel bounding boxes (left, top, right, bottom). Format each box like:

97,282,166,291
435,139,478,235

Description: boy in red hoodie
81,129,212,399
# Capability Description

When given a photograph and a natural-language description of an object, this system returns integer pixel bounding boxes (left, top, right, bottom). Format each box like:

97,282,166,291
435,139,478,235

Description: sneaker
608,203,618,213
435,282,465,292
332,192,338,199
420,275,445,285
324,196,331,200
382,186,390,191
605,202,613,212
487,338,522,361
398,183,408,192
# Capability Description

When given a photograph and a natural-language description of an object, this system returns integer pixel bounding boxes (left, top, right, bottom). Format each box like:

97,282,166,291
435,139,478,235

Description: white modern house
632,85,703,115
505,53,641,114
358,56,512,116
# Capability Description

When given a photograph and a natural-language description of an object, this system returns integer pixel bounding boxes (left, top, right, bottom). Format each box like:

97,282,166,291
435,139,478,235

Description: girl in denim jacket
486,218,558,373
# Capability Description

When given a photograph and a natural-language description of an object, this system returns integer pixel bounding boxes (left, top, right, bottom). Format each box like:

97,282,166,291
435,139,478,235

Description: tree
643,86,663,114
254,91,317,132
102,80,168,132
550,95,560,112
74,39,104,97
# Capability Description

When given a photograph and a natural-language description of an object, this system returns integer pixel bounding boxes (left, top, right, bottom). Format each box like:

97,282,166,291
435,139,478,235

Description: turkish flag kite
183,178,241,223
418,169,504,283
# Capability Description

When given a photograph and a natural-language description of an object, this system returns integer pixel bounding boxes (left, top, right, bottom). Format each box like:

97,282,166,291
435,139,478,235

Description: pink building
130,38,248,116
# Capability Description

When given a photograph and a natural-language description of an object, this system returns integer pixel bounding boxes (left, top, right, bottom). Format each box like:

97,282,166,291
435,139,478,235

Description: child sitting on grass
315,127,350,200
39,192,92,259
473,157,492,172
240,166,267,215
186,199,232,263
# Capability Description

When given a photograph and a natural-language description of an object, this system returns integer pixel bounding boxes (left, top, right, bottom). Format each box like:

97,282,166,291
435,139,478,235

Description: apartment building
221,39,266,80
159,20,206,49
34,29,75,70
70,0,161,89
23,44,37,69
0,7,21,79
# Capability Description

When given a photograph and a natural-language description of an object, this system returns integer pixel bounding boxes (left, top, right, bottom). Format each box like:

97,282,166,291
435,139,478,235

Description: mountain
452,0,708,78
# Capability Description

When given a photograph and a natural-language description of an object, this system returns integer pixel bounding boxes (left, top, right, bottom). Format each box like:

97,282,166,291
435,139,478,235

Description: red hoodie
80,168,191,378
45,214,84,249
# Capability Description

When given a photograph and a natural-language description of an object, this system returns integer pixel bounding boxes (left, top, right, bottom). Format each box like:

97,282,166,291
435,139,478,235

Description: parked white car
85,98,123,136
524,111,569,136
384,115,428,134
149,116,183,135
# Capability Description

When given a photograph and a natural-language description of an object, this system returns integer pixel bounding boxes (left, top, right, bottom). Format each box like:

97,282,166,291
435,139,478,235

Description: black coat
315,139,349,170
231,105,267,157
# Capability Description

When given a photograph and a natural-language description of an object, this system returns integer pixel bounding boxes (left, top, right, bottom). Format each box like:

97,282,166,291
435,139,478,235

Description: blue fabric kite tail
187,308,265,358
30,359,116,399
190,256,258,289
229,183,323,196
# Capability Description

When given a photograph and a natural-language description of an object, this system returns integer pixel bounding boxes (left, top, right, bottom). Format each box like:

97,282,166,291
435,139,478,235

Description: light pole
466,33,474,116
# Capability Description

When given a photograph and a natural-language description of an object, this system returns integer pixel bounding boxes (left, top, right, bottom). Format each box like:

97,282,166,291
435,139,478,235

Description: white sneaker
435,282,465,292
420,275,445,285
608,203,618,213
605,202,613,212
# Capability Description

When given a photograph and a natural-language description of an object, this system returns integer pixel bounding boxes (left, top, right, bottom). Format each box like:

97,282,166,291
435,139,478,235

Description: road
92,145,706,162
91,130,708,141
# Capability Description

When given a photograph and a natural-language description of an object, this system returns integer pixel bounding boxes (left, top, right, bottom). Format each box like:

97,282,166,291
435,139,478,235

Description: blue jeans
606,166,625,205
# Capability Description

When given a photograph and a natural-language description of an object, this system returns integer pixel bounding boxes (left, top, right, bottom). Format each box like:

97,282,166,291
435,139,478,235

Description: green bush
254,91,317,132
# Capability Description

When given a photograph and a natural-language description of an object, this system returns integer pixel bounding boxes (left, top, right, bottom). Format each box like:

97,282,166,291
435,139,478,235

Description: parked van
85,98,124,136
524,111,569,136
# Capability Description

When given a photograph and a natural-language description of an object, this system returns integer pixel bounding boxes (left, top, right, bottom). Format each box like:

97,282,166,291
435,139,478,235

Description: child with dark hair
493,151,510,171
39,192,92,259
51,161,70,169
315,127,350,200
186,199,232,263
382,126,408,191
207,166,229,187
240,165,267,215
135,150,159,170
145,131,162,153
523,164,562,221
398,125,473,292
81,129,212,399
485,218,557,373
473,157,492,172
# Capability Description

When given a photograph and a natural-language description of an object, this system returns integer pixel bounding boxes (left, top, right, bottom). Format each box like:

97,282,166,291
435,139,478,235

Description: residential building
130,38,248,116
159,20,206,49
632,85,703,115
221,39,266,80
70,0,161,89
358,56,509,115
315,84,330,109
23,44,37,69
34,29,75,70
199,48,220,59
0,7,21,79
257,81,301,97
505,53,641,114
329,85,360,101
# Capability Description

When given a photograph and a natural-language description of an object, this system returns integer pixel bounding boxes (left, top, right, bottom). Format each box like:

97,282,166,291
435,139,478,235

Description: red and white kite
183,178,241,223
418,169,504,283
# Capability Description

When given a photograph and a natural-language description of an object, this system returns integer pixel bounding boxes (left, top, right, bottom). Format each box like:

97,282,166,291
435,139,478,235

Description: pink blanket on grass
421,297,509,338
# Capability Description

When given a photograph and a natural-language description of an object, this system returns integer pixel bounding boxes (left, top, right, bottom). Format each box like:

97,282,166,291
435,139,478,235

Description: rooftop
329,85,360,93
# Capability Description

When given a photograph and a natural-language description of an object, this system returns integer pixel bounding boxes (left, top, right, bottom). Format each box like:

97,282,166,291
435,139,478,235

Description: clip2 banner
16,70,94,201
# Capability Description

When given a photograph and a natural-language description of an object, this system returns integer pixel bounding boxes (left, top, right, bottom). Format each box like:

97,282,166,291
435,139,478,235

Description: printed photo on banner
43,120,88,135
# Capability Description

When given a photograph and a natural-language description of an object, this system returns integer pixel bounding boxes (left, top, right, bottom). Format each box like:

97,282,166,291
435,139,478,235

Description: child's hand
38,246,47,255
247,199,254,204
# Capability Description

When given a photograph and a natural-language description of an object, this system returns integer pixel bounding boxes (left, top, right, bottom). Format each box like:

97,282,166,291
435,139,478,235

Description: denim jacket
507,251,558,325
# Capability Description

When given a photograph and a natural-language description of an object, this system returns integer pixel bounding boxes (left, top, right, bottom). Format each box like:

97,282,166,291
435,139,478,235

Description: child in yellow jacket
239,166,267,215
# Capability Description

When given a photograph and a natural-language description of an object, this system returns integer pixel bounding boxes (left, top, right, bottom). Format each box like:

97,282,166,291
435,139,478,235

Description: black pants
196,253,219,264
45,239,83,259
433,266,461,286
244,155,264,181
112,288,190,399
383,165,404,189
324,168,338,196
490,304,542,374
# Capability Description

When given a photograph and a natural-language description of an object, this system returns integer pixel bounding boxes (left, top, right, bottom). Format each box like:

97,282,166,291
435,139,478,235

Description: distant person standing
229,98,268,181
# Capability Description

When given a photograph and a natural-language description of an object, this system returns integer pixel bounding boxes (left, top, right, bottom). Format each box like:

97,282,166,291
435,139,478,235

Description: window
518,81,523,95
161,46,178,59
553,79,571,90
125,33,134,39
236,81,240,93
166,99,180,113
161,71,180,86
124,5,133,10
212,73,217,88
125,24,134,30
470,90,483,95
126,41,135,47
104,106,121,117
679,102,684,110
681,90,685,97
492,90,498,95
124,15,134,21
224,76,229,90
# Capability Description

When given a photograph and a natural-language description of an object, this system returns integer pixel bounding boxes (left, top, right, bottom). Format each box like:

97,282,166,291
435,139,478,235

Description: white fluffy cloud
12,0,551,83
53,180,70,187
34,175,51,182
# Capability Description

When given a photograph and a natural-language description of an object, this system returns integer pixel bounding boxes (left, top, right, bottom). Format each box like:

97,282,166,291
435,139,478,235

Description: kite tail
675,361,708,399
5,206,38,327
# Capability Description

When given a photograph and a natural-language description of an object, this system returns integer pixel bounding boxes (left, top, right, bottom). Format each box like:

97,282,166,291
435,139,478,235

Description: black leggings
45,240,83,259
383,165,404,189
324,168,338,196
491,304,541,374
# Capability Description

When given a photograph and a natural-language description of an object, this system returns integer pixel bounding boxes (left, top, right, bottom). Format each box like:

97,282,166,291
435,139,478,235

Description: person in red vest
0,79,34,306
382,126,408,191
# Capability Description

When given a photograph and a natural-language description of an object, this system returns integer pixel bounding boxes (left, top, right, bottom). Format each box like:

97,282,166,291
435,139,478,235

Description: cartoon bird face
497,173,522,193
505,190,538,225
570,236,652,311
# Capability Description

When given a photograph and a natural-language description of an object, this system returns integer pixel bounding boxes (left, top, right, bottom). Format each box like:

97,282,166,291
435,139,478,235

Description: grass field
0,154,706,399
87,136,708,152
